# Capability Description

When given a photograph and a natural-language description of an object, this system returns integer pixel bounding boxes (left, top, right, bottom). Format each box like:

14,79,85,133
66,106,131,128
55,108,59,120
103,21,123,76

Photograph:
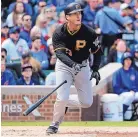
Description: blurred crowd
1,0,138,86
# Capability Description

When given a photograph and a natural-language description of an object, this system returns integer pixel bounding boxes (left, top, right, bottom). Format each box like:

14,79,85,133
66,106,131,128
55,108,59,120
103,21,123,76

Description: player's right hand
72,64,81,75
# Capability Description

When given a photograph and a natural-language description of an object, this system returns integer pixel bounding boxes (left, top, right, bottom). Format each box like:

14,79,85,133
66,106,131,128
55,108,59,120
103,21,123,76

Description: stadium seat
6,62,22,78
42,70,54,77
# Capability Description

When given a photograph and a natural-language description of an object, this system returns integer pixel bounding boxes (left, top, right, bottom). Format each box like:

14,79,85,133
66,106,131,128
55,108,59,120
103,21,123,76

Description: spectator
134,9,138,42
120,3,132,17
134,9,138,23
8,0,33,16
34,0,47,15
42,5,57,37
1,6,8,24
21,52,46,84
123,16,135,47
48,11,66,37
1,59,16,85
113,52,138,118
107,39,130,63
123,16,134,32
47,38,56,69
97,0,104,9
30,26,42,38
124,0,135,8
83,0,99,28
16,14,23,27
47,38,54,54
43,5,57,25
2,26,29,62
133,44,138,70
31,36,49,69
1,48,10,63
33,0,47,24
35,14,49,39
30,26,48,53
29,0,38,5
1,48,7,60
58,11,66,25
6,2,25,27
111,0,121,10
135,0,138,9
134,19,138,42
75,0,88,9
20,14,32,46
1,23,9,44
17,63,40,85
22,0,33,15
47,0,74,13
94,0,127,56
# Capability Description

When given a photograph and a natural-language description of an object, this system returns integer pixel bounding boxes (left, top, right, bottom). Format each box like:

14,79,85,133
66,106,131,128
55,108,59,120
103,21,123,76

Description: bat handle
64,80,67,83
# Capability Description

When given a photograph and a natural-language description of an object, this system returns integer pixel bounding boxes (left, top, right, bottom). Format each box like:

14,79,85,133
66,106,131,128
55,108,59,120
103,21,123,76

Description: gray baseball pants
50,59,93,127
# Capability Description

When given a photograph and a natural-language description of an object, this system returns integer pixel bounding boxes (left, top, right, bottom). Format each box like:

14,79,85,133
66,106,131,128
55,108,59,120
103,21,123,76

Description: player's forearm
91,49,102,71
55,50,75,68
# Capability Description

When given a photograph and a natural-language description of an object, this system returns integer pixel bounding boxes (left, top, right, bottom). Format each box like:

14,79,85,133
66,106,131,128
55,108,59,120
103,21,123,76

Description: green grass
2,121,138,127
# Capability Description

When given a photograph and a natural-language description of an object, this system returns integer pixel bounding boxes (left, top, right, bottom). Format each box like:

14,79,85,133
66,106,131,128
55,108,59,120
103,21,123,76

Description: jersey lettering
75,40,86,51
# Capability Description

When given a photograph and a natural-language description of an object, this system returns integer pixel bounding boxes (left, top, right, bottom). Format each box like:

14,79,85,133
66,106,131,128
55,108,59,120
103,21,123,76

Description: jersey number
75,40,86,51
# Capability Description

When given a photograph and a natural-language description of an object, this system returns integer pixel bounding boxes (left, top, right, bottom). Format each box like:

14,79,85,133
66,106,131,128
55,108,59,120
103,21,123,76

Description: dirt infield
1,126,138,137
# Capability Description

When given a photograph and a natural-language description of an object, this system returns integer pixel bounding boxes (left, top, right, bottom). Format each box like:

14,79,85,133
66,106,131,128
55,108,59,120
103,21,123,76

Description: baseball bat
23,80,67,116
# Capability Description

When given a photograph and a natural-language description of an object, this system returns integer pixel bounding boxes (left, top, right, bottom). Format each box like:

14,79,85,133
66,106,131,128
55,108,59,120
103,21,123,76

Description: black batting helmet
64,2,83,15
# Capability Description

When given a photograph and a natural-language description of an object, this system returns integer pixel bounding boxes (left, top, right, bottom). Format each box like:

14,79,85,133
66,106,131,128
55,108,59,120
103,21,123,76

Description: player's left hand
90,71,101,85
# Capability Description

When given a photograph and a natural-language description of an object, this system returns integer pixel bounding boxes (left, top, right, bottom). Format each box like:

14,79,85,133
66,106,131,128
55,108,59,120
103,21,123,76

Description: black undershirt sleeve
91,48,102,71
55,50,74,68
90,32,103,71
53,31,75,68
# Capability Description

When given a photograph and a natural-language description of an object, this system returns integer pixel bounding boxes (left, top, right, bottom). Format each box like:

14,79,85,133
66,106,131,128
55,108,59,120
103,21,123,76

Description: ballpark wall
1,63,122,121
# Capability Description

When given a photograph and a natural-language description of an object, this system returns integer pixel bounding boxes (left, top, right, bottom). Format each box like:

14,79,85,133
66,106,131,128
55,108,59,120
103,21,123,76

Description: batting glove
72,63,87,75
72,64,81,75
90,70,101,85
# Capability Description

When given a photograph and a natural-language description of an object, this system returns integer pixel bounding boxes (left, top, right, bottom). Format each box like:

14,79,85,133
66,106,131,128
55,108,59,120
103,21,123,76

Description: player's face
67,11,82,25
124,58,132,68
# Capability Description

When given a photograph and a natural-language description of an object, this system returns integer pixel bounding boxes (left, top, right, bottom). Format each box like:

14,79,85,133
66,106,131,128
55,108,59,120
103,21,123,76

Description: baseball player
46,2,102,134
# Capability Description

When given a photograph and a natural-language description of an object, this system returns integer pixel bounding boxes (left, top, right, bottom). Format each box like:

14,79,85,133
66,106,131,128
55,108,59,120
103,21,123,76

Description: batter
46,2,102,134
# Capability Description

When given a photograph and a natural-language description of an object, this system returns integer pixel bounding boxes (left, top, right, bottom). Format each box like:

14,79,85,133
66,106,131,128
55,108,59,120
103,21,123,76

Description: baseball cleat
46,126,58,134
